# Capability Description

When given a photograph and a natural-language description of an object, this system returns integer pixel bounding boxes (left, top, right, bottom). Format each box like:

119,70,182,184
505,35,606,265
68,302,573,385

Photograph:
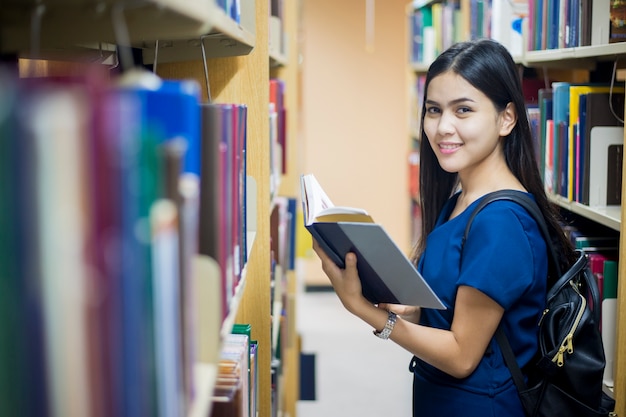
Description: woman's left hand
378,303,421,324
312,239,369,314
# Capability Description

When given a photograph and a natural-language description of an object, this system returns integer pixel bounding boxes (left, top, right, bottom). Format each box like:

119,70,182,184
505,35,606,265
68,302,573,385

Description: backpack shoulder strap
461,190,551,397
462,190,561,277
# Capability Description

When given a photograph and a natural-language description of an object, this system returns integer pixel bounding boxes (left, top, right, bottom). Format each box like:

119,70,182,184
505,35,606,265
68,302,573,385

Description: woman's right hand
312,239,370,314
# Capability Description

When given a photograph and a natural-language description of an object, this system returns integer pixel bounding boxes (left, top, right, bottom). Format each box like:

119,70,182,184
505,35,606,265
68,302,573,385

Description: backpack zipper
551,280,586,367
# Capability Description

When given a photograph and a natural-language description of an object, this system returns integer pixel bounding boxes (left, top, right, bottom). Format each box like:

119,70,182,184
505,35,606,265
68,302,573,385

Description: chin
437,162,461,174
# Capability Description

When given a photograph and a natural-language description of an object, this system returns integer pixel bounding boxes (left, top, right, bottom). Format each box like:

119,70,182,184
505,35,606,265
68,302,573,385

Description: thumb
345,252,357,268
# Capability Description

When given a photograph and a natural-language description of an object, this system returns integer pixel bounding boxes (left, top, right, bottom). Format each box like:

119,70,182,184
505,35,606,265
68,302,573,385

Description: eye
457,106,472,114
425,106,440,115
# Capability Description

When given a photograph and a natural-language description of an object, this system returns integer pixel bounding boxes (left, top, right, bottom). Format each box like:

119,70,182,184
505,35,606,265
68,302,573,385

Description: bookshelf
270,1,302,415
1,0,301,416
407,1,626,415
1,0,255,60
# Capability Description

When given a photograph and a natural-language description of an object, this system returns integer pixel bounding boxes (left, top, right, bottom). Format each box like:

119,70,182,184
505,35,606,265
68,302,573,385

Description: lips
438,142,462,154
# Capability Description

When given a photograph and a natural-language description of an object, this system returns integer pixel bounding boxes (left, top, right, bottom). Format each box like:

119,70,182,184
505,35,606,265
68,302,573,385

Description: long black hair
412,39,575,274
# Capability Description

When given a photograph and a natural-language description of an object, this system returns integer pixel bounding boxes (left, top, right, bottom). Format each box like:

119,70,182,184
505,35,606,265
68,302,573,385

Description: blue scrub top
411,191,547,416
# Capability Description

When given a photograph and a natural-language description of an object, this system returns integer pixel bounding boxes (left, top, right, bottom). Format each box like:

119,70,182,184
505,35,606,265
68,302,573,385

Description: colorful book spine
0,71,216,417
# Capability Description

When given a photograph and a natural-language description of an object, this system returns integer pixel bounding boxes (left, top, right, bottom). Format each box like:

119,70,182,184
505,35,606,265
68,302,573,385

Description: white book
588,126,624,206
30,83,92,417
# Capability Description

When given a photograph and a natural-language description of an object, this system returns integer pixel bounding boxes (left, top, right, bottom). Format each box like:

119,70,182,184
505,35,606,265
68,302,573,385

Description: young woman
312,39,575,416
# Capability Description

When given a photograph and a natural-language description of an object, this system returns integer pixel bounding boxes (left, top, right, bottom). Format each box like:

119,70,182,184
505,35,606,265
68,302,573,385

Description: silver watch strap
373,311,397,340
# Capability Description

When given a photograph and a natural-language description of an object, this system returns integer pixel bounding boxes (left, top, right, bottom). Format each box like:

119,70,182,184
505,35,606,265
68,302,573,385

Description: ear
499,102,517,137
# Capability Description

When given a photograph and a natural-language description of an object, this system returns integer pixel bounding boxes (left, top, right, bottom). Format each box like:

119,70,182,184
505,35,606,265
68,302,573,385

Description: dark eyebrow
425,97,476,106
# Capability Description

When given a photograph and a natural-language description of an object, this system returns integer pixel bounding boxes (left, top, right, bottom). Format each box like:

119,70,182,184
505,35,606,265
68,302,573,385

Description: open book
300,174,445,309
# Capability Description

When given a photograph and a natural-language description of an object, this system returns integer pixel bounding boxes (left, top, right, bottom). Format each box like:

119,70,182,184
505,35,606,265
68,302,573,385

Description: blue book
238,105,248,269
122,78,201,176
1,79,50,417
534,0,544,50
538,88,553,182
287,197,297,271
115,86,161,417
569,0,580,46
547,0,560,49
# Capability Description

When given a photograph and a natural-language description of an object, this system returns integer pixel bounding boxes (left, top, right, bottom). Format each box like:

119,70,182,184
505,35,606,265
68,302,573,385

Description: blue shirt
411,191,547,416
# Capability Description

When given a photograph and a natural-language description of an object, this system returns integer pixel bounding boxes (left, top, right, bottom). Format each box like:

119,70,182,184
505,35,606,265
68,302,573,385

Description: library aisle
295,276,413,417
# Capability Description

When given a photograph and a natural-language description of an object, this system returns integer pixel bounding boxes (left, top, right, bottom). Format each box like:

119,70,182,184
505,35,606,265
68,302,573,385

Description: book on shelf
610,1,626,42
490,0,526,56
588,126,624,206
286,197,298,271
270,79,287,175
232,323,258,417
161,136,201,413
210,332,253,417
150,199,184,417
118,75,201,176
602,260,618,388
607,143,623,205
2,68,236,417
270,196,295,275
0,72,55,417
544,119,555,194
550,81,571,198
580,92,625,205
568,85,618,200
29,79,93,417
198,103,248,320
537,87,553,183
300,174,445,308
527,104,541,166
592,0,611,45
527,0,600,49
410,5,436,64
538,82,625,205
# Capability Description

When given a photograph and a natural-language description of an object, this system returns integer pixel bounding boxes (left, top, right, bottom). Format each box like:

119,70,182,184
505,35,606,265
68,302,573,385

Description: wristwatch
373,311,397,340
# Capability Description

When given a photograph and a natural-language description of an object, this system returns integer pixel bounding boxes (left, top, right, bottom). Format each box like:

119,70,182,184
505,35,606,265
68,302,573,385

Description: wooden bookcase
1,0,301,416
407,1,626,415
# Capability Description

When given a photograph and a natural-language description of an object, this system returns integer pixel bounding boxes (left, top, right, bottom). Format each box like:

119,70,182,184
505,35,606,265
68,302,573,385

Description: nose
436,110,455,135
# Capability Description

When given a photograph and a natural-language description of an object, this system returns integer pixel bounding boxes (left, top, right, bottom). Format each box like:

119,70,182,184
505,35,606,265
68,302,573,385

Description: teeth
440,144,460,149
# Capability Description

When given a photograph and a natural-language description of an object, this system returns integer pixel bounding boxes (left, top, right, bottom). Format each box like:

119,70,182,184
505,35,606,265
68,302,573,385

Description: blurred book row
409,0,626,66
0,65,282,417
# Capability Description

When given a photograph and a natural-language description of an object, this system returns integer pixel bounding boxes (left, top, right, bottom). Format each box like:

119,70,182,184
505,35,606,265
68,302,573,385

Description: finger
312,240,330,262
378,302,390,311
312,239,320,253
344,252,357,269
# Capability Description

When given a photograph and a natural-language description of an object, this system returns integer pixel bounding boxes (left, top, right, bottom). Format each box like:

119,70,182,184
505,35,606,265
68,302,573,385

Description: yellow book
567,85,624,201
431,3,443,56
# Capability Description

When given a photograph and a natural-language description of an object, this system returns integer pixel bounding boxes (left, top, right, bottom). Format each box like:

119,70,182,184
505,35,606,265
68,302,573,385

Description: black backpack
463,190,615,417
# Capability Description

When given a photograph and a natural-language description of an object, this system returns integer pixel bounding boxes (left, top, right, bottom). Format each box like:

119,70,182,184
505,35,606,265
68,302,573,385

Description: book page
301,174,369,224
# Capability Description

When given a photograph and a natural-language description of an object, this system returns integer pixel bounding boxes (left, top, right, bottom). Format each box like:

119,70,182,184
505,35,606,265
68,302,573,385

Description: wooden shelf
411,43,626,72
1,0,256,63
550,195,621,231
270,49,288,68
141,0,256,64
411,0,443,9
522,42,626,68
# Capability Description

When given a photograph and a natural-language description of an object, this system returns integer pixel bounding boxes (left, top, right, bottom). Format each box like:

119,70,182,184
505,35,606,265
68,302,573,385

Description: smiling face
422,70,516,182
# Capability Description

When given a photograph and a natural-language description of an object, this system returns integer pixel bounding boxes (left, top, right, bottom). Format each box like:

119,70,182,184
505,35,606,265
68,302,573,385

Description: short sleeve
458,203,539,310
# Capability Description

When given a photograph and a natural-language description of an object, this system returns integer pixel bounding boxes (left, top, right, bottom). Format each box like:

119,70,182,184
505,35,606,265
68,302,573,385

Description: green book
603,261,618,300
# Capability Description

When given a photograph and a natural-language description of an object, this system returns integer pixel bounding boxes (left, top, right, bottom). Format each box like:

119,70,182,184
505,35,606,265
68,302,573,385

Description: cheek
422,118,436,141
